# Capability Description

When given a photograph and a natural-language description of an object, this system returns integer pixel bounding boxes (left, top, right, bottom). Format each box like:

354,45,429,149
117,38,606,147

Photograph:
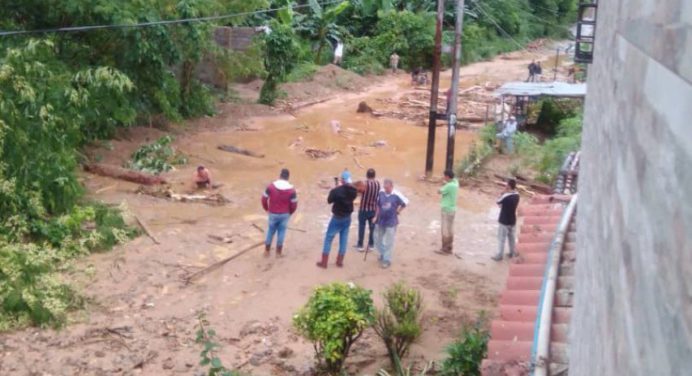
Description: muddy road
0,44,565,375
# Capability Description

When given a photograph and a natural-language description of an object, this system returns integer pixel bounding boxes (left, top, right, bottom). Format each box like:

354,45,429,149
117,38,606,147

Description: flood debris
218,144,265,158
357,101,374,113
136,185,230,206
183,241,265,285
84,163,167,185
305,148,339,159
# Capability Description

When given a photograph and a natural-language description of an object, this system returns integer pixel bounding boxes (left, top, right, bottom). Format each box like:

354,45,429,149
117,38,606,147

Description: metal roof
495,82,587,98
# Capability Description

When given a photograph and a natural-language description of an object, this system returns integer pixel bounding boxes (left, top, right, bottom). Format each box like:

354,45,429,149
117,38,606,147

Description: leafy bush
343,36,386,75
293,282,375,374
440,314,490,376
515,114,582,183
456,124,496,177
374,282,424,370
286,62,320,82
128,136,188,175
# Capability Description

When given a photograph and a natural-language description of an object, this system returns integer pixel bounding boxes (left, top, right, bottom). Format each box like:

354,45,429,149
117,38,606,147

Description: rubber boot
336,254,345,268
264,243,271,257
316,254,329,269
276,245,283,258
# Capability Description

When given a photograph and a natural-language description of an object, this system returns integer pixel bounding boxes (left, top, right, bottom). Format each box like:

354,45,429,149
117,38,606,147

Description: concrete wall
572,0,692,375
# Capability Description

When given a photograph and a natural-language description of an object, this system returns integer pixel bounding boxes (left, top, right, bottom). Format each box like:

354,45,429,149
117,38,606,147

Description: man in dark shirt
356,168,380,252
317,170,359,269
493,179,520,261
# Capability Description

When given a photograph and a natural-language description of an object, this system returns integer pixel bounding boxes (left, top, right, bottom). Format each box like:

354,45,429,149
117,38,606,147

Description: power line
0,0,343,37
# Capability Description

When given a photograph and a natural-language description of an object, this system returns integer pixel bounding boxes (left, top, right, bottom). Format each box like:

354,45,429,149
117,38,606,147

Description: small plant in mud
374,282,424,371
293,282,375,375
377,360,433,376
128,135,187,174
440,312,490,376
195,313,240,376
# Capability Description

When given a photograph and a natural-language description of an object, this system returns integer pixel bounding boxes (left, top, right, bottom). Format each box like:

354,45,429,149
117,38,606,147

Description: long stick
184,241,264,285
135,215,160,244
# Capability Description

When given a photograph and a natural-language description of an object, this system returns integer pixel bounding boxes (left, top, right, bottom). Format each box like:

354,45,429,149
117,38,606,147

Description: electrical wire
471,0,528,51
0,0,343,37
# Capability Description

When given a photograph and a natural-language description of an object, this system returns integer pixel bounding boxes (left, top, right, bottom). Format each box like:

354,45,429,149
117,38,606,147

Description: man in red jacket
261,169,298,257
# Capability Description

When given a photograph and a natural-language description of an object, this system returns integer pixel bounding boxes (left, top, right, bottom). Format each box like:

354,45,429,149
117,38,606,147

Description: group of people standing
260,166,519,268
527,60,543,82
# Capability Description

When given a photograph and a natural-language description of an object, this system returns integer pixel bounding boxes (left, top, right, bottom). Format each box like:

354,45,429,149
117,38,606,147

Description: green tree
259,22,300,104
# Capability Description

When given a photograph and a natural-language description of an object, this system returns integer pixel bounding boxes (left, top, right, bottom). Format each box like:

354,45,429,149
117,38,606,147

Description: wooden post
425,0,445,177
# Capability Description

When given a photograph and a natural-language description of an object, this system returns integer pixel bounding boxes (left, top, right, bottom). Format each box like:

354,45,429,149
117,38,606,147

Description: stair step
486,340,532,361
555,289,574,307
557,276,574,290
550,362,570,376
563,242,576,251
522,252,548,264
551,323,569,343
500,290,540,306
559,264,575,276
523,216,562,225
506,276,543,290
553,307,572,324
517,242,550,254
550,342,569,364
519,232,554,243
509,264,545,277
499,305,538,322
520,223,558,234
490,321,535,341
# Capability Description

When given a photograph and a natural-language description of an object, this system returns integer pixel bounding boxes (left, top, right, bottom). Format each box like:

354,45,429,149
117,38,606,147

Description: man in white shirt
496,116,518,154
333,42,344,65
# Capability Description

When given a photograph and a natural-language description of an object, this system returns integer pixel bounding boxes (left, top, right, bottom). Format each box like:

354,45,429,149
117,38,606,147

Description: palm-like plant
295,0,350,64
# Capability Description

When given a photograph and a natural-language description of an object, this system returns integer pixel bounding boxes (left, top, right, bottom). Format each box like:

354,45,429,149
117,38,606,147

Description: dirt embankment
0,43,569,376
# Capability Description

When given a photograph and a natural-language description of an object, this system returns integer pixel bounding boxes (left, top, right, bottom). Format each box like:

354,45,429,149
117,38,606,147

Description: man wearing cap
496,116,518,154
317,169,359,268
262,169,298,257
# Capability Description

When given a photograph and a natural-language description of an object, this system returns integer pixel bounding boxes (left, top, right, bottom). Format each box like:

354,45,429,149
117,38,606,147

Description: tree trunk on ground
84,163,167,185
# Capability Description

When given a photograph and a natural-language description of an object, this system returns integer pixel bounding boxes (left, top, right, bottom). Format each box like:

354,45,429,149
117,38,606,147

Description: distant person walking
374,179,407,269
317,170,358,268
496,116,518,154
436,169,459,255
534,61,543,81
333,41,344,65
527,60,537,82
389,52,400,73
356,168,380,252
492,179,520,261
261,168,298,257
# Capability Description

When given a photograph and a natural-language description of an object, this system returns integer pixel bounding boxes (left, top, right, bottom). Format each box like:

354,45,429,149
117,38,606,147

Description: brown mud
0,43,566,376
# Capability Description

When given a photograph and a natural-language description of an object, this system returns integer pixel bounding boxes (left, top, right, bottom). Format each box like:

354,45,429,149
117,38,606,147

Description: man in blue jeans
317,170,358,269
374,179,406,269
261,169,298,257
356,168,380,252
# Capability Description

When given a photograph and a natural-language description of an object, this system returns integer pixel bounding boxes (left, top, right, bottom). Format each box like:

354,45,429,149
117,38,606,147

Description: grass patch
286,62,319,82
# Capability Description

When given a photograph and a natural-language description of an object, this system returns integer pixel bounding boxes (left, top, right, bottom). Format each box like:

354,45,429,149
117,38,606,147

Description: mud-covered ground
0,43,569,376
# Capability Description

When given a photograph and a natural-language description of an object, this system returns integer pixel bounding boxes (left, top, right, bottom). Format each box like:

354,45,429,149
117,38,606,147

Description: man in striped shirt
356,168,380,252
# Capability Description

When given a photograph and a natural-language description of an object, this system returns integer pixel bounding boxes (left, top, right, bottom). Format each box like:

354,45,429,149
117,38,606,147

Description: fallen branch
353,156,365,170
135,215,160,244
218,144,265,158
84,163,166,185
183,241,265,285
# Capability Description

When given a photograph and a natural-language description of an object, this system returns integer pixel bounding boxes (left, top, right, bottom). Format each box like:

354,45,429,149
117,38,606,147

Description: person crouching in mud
194,165,212,189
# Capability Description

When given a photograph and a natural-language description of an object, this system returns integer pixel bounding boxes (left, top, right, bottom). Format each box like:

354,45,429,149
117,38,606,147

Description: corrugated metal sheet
495,82,587,98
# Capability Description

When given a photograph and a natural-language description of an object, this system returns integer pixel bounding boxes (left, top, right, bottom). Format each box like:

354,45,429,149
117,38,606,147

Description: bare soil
0,43,566,376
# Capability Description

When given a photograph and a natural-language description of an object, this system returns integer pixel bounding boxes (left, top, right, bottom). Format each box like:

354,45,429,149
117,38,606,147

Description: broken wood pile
305,148,339,159
84,163,167,185
218,144,265,158
135,185,230,206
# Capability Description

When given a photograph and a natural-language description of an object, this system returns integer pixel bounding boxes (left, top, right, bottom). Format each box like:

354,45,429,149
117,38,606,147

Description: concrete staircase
481,195,570,375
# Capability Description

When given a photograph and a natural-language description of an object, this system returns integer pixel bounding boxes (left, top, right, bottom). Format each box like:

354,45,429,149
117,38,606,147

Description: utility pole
425,0,445,177
445,0,464,171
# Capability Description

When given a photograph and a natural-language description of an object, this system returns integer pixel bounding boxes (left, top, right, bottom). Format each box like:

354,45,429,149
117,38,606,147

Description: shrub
128,136,188,175
286,62,320,82
293,282,375,374
456,124,496,177
259,22,300,105
440,314,490,376
374,282,424,370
